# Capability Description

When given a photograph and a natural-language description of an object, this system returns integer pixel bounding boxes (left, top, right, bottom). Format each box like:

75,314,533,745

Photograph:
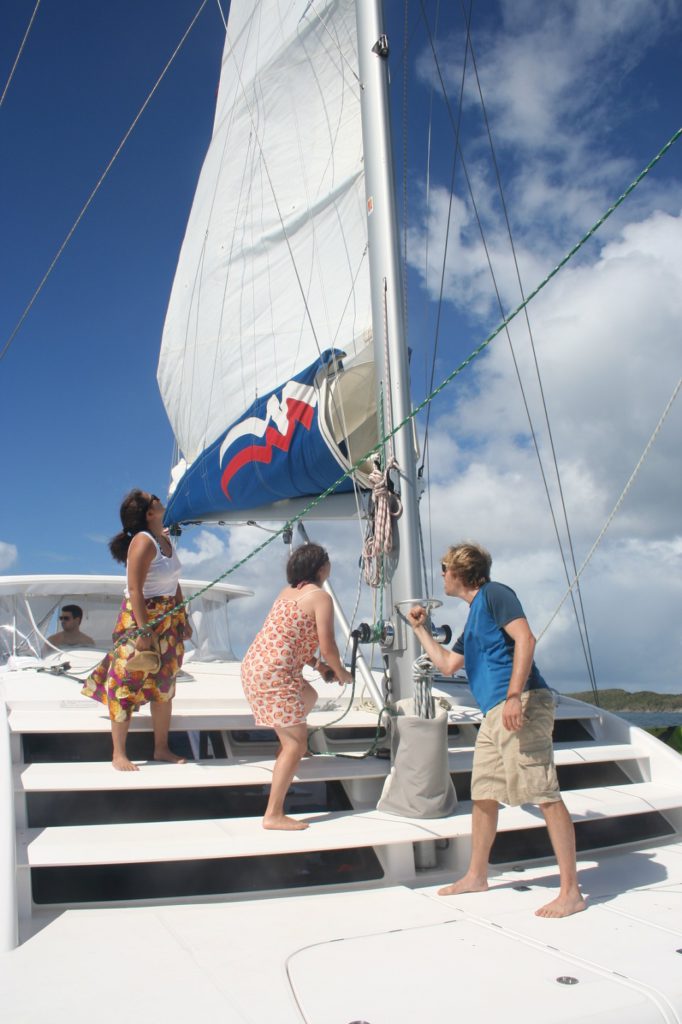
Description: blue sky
1,1,681,692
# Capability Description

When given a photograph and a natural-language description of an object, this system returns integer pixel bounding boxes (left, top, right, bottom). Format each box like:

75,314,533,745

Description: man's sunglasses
441,562,449,574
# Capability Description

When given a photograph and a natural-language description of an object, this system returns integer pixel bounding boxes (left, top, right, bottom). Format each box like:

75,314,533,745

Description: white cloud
410,0,682,321
0,542,18,571
432,0,674,154
86,533,109,545
177,530,230,569
412,206,682,693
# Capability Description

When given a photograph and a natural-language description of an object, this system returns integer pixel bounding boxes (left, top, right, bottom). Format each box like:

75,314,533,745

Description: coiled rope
362,456,402,587
413,654,436,719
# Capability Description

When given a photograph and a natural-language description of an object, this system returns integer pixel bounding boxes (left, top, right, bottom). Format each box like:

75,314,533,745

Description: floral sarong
81,596,185,722
241,597,318,728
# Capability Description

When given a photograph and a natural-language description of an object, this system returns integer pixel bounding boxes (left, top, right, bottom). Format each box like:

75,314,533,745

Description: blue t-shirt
453,581,547,714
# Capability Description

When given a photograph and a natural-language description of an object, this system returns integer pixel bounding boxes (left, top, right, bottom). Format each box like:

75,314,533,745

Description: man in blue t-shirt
408,542,585,918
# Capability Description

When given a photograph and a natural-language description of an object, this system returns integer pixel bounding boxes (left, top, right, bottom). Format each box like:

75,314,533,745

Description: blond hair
442,542,492,588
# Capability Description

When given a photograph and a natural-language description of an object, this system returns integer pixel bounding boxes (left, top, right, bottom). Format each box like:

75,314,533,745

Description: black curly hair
286,542,329,587
109,489,157,564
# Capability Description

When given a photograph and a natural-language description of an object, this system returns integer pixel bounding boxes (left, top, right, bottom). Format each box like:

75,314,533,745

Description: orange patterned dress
241,595,319,728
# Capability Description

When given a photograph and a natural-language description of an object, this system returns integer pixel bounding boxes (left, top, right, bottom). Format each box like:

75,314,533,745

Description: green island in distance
565,688,682,712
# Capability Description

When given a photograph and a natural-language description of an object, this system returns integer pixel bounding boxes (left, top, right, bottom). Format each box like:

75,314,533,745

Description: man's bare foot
113,755,139,772
153,747,187,764
263,815,309,831
535,892,586,918
438,874,488,896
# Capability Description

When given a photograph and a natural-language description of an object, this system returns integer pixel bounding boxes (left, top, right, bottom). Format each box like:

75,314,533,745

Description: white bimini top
125,532,182,599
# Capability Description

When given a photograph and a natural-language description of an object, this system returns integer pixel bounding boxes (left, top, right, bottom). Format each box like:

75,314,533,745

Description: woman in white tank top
81,489,192,771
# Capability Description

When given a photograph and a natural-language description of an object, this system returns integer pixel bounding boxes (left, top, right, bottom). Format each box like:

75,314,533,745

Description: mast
355,1,423,700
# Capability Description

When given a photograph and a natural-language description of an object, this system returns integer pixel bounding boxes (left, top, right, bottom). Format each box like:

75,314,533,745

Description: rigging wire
401,0,410,333
0,0,41,109
409,0,452,599
413,0,442,601
463,6,600,698
416,0,471,472
307,0,361,85
416,0,602,696
421,0,441,601
214,0,228,31
0,0,211,366
196,96,255,478
88,122,682,648
538,376,682,642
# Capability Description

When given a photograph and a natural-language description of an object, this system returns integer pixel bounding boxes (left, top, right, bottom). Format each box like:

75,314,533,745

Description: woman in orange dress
242,543,353,830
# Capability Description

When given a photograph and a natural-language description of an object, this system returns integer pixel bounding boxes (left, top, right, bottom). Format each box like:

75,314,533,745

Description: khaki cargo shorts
471,689,561,806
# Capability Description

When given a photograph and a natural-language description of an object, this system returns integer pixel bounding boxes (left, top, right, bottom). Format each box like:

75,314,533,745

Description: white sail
158,0,374,521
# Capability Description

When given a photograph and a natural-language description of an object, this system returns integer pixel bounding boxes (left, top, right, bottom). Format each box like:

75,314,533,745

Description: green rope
308,696,392,760
120,126,682,648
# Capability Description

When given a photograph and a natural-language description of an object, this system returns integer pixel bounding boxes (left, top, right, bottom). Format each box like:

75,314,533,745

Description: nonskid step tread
16,754,390,791
7,695,602,735
19,782,680,868
16,743,646,793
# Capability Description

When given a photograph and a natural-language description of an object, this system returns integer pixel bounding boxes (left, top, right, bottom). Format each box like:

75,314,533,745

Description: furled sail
158,0,376,524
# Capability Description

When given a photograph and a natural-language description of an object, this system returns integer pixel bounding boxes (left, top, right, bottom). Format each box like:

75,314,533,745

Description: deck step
18,782,680,868
16,743,645,793
16,755,389,791
7,694,603,735
8,703,262,734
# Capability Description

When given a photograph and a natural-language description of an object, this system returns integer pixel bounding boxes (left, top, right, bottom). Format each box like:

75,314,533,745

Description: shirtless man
47,605,94,647
408,542,585,919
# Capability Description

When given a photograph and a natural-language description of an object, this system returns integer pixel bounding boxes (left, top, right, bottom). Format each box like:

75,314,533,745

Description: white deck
1,845,681,1024
2,609,682,1023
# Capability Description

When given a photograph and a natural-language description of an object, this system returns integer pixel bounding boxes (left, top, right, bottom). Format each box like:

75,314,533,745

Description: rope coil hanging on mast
362,455,402,587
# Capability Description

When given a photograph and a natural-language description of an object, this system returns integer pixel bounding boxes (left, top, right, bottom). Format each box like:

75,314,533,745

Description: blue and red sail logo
164,350,351,523
219,380,317,499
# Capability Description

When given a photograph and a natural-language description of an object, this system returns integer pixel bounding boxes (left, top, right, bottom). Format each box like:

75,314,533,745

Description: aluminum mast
355,1,424,700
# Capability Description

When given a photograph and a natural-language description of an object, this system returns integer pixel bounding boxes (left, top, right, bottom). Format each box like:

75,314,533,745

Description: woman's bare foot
153,747,187,764
437,874,488,896
535,892,586,918
263,815,309,831
112,755,139,772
